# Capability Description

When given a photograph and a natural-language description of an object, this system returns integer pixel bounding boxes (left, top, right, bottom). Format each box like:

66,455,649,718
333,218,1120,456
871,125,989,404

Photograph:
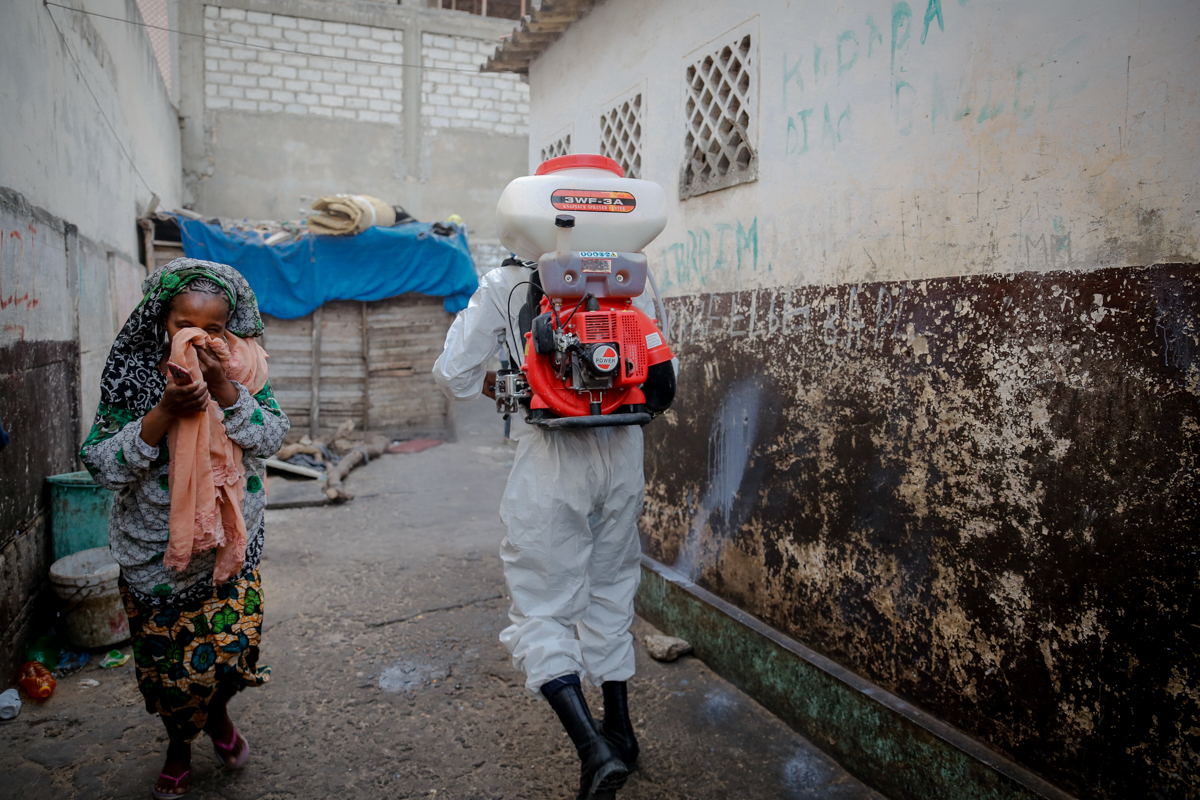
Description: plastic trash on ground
100,650,131,669
55,649,90,677
26,634,60,670
17,662,56,700
0,688,21,720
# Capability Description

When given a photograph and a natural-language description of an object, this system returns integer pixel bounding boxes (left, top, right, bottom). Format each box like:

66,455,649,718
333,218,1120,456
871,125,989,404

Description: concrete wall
1,0,183,257
182,0,529,272
525,2,1200,798
0,0,181,679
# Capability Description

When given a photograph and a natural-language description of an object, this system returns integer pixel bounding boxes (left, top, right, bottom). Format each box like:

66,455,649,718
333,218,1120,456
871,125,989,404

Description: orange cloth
164,328,269,583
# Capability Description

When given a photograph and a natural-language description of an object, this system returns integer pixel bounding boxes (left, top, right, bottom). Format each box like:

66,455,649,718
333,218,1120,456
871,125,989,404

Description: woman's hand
196,343,239,407
140,374,210,446
161,375,211,417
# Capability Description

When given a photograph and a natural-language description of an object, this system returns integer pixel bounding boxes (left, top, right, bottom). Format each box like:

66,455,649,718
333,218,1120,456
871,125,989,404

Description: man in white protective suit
432,256,673,800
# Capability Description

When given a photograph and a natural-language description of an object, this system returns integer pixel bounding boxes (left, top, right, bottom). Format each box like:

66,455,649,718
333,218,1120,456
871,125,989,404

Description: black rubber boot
546,683,629,800
600,681,639,771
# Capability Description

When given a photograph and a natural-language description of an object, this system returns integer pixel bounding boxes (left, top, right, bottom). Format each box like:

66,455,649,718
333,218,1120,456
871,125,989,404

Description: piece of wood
315,419,354,448
324,433,389,502
266,457,326,480
274,443,324,462
138,218,155,272
309,304,323,438
265,296,451,438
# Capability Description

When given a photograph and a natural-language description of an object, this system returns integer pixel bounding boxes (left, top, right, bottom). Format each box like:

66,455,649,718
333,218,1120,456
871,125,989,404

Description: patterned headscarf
98,259,264,415
80,259,264,467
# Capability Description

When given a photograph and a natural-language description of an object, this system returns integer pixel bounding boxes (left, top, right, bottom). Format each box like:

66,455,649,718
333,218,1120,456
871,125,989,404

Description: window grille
540,133,572,164
599,92,643,179
680,30,757,199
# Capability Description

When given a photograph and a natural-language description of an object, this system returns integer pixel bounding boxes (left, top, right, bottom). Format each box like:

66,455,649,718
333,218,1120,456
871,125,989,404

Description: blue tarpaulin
175,215,480,318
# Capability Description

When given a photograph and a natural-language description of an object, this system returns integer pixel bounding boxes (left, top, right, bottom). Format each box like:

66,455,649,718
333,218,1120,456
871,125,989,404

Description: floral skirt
121,569,270,742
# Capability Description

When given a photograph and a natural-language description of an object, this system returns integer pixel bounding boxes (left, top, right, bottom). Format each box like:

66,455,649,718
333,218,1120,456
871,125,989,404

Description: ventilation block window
680,27,758,199
540,131,572,164
599,91,643,179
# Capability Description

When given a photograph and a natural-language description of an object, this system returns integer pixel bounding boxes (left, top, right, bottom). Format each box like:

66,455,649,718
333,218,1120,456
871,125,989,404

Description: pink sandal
212,728,251,769
151,769,190,799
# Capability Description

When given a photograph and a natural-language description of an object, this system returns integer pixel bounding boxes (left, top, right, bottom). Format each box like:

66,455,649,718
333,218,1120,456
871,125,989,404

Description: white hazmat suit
433,264,654,695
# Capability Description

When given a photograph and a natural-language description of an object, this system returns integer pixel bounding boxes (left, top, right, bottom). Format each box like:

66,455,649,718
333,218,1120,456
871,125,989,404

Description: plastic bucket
49,547,129,649
47,471,113,562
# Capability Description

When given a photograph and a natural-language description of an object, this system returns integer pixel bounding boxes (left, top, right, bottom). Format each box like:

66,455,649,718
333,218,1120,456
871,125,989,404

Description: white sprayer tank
497,155,667,261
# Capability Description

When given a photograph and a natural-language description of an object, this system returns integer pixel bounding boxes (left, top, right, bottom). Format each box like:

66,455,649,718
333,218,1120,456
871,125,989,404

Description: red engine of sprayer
523,295,673,419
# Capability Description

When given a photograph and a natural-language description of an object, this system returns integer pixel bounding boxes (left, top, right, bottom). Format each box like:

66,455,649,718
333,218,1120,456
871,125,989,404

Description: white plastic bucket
49,547,129,649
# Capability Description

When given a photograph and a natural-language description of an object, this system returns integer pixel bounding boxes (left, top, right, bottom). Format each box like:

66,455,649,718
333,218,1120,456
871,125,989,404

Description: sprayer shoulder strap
517,268,544,341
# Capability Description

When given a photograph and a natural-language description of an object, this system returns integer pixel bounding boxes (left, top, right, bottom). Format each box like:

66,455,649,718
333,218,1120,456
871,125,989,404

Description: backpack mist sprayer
492,155,676,430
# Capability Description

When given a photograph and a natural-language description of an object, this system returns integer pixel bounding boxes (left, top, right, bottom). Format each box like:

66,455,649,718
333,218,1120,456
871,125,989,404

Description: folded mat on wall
307,194,397,236
174,215,479,317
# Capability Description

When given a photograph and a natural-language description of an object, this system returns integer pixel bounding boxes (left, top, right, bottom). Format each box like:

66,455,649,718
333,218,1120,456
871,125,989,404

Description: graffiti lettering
0,226,40,311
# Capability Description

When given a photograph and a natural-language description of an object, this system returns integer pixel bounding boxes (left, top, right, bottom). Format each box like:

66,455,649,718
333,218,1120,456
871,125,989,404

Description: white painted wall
526,0,1200,297
0,0,182,264
1,0,181,425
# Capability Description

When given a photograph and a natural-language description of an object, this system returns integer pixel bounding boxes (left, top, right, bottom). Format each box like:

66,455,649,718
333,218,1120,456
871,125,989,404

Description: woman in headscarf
81,258,289,798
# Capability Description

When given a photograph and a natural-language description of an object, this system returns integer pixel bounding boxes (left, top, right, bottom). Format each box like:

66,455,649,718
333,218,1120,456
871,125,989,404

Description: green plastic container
46,471,113,562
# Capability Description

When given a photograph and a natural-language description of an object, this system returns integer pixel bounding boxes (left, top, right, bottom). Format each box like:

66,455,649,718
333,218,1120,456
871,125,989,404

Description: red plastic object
18,661,56,699
535,154,624,178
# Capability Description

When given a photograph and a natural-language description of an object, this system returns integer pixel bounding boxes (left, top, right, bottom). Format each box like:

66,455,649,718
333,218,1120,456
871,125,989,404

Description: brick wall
201,7,530,135
421,32,528,135
203,6,405,122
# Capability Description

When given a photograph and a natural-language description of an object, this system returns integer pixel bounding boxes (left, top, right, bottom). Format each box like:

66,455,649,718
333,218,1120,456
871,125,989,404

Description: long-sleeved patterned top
81,381,289,607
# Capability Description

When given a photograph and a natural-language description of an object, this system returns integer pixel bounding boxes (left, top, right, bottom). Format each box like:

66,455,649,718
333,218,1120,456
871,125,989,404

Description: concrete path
0,397,887,800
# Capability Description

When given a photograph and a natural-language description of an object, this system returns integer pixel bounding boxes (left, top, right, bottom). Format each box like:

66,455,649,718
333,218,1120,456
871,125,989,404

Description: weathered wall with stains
1,0,181,678
524,1,1200,798
644,270,1198,798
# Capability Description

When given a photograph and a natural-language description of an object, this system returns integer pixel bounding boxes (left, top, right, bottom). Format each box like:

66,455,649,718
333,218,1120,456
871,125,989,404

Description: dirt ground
0,397,887,800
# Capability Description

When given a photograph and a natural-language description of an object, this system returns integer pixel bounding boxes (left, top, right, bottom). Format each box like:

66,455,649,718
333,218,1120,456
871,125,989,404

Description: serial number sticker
551,189,637,213
645,332,663,349
579,251,618,258
581,258,613,273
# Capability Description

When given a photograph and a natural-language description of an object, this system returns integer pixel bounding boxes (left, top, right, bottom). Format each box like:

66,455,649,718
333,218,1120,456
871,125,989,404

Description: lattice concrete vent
680,30,757,199
600,92,643,179
540,132,572,164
